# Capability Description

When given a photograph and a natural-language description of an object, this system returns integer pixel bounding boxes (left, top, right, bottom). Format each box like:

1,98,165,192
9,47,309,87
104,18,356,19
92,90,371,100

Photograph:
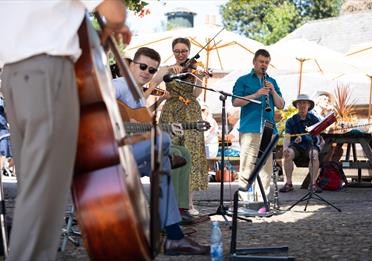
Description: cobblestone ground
54,185,372,261
3,174,372,261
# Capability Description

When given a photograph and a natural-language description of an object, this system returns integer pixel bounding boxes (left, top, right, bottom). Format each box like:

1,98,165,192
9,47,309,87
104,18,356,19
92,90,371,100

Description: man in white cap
311,91,334,121
280,94,322,193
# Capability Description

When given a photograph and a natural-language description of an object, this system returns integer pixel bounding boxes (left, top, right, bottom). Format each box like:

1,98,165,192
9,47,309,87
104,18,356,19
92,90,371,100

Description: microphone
163,72,190,83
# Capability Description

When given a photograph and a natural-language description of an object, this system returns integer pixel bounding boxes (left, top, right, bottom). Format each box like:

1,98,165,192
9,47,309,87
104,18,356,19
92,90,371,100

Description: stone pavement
3,168,372,260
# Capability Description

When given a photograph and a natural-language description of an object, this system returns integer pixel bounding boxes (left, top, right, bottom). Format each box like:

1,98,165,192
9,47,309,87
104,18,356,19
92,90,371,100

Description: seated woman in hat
279,94,323,193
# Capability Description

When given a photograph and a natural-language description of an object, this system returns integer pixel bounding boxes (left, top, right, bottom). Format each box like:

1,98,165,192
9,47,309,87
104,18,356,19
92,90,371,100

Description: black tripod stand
288,137,341,212
209,94,230,222
173,78,260,222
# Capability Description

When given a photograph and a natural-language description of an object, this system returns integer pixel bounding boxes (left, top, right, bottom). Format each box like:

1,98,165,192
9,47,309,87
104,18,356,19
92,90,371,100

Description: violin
181,58,213,78
142,86,166,96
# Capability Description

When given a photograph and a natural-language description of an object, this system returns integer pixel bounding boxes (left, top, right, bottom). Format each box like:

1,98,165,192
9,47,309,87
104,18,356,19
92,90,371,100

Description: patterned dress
159,76,209,191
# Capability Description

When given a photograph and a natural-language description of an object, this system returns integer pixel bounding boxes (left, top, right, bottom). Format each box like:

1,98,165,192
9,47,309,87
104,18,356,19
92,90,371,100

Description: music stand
230,134,295,260
288,113,341,212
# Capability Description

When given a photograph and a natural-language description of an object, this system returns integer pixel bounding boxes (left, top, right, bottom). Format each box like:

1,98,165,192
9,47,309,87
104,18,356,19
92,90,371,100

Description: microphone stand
175,79,260,222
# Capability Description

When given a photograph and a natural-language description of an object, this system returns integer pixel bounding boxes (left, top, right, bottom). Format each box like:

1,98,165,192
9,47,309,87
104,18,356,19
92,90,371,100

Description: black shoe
164,236,210,255
169,155,187,169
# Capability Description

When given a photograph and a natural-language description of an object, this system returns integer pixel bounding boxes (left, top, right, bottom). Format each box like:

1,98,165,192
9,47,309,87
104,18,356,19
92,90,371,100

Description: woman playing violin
150,37,208,216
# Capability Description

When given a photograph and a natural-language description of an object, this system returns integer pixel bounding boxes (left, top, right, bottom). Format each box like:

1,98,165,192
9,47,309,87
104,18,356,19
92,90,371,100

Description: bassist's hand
101,24,132,46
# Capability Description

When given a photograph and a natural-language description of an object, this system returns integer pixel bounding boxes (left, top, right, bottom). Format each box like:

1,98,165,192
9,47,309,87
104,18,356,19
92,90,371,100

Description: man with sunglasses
112,47,209,256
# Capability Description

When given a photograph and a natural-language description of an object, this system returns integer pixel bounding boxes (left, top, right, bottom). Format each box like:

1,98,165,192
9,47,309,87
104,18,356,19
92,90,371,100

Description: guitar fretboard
123,122,200,134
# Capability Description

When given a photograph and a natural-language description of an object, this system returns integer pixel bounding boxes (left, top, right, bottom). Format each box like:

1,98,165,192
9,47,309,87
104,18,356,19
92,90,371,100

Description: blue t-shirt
112,77,146,109
232,69,283,134
286,113,320,150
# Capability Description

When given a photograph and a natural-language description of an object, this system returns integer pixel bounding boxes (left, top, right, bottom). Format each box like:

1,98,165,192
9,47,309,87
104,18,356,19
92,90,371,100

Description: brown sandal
279,183,294,193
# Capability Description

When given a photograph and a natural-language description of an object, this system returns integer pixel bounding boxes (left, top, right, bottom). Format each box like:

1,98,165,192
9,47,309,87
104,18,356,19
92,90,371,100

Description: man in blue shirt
112,47,209,255
280,94,322,193
232,49,284,209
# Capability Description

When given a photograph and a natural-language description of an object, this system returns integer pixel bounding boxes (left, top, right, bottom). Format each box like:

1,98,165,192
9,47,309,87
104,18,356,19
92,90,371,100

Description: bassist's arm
96,1,131,44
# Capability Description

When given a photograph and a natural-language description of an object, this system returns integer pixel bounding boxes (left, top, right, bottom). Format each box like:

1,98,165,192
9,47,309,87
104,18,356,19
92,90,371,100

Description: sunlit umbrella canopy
345,42,372,122
346,42,372,74
267,39,360,95
125,24,266,73
206,69,367,114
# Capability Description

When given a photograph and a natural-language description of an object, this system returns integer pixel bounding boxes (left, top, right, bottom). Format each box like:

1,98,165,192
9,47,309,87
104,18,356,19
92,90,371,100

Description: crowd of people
0,0,344,259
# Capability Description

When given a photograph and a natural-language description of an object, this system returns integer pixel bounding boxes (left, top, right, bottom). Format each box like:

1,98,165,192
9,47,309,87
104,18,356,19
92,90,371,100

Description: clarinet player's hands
264,80,274,92
254,87,270,99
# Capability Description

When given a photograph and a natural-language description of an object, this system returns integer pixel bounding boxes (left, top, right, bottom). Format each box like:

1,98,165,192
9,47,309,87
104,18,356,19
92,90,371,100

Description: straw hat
292,94,315,111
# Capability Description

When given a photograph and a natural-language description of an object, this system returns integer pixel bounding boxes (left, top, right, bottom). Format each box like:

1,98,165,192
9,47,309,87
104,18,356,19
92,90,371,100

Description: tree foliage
124,0,152,17
221,0,343,45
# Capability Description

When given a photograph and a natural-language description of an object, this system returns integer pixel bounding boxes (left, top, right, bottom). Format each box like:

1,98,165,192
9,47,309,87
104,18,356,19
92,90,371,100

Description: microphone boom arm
174,79,261,104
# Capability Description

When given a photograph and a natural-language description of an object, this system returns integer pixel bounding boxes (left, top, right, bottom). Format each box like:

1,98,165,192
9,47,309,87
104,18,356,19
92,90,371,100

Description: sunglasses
133,61,158,74
173,49,189,55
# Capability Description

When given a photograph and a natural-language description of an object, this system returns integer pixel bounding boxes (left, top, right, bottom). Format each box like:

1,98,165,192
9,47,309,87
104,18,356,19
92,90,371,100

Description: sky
126,0,229,34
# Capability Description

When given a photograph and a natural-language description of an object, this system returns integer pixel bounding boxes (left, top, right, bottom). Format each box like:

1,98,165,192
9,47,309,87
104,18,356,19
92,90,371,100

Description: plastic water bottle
210,221,223,261
247,185,255,203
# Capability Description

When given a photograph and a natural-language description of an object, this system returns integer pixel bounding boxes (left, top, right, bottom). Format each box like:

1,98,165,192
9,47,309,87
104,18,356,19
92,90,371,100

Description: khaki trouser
169,145,191,209
2,54,79,261
238,132,273,202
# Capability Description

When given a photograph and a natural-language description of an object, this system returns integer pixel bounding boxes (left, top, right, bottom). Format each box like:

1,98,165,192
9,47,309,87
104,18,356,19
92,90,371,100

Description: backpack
316,161,348,190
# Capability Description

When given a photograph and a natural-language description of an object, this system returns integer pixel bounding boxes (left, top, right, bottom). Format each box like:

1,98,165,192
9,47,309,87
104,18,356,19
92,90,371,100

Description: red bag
216,170,236,182
316,161,348,190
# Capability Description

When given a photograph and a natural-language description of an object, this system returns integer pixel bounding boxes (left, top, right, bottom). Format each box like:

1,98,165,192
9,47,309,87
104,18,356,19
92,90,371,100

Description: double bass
71,13,158,260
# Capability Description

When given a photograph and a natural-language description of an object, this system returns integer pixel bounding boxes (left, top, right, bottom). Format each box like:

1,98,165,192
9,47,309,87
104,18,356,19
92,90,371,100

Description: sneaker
188,208,199,216
237,207,258,216
258,207,268,214
279,183,294,193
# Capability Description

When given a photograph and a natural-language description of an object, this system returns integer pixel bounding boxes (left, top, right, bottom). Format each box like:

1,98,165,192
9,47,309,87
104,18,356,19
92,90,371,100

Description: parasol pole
203,39,211,101
297,58,305,95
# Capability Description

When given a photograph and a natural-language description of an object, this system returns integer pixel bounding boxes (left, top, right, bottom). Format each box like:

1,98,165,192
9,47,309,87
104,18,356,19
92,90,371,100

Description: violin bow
185,27,225,66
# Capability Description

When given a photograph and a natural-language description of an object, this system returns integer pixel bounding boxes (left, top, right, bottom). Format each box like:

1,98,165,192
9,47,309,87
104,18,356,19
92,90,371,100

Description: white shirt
230,120,240,151
0,1,101,66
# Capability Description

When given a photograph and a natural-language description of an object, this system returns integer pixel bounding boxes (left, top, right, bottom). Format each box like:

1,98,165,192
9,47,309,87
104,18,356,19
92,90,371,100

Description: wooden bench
207,157,240,182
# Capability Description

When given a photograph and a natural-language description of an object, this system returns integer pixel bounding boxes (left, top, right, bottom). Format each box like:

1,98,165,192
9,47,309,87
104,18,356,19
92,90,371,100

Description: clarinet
262,68,272,112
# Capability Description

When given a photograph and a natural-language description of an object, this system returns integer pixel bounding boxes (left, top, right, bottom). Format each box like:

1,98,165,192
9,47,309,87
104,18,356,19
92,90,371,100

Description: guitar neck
123,122,197,135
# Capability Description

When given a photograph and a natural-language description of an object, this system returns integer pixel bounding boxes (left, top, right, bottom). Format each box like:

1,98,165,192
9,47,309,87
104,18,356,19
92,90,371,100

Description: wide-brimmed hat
292,94,315,111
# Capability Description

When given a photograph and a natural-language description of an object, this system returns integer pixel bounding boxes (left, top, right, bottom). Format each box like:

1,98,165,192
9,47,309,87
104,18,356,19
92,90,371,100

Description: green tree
261,2,301,44
291,0,343,19
124,0,149,14
221,0,342,45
